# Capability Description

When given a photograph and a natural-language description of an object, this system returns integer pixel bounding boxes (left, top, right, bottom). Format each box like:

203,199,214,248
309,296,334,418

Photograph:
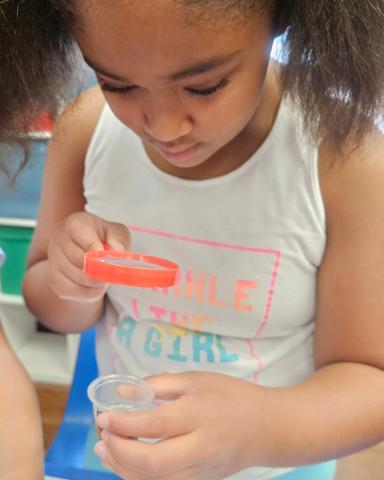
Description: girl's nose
143,97,193,142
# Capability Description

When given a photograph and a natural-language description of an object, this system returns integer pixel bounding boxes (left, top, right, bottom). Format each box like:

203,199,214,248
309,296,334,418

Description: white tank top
84,100,326,479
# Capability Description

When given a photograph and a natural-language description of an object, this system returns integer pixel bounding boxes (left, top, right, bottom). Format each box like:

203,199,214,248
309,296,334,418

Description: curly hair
1,0,383,155
0,0,74,178
281,0,384,147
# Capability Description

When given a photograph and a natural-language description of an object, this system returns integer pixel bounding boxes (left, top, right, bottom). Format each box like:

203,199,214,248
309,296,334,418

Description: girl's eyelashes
186,79,229,97
99,81,136,95
98,78,229,97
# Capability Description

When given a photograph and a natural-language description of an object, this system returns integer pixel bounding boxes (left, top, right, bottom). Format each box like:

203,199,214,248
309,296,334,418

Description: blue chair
277,461,336,479
44,327,120,480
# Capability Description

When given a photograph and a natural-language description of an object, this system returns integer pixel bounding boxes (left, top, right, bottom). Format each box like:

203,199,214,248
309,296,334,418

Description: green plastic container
0,225,34,295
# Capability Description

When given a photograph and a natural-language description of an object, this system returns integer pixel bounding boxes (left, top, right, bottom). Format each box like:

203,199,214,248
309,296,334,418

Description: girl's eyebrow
167,50,243,81
83,50,242,83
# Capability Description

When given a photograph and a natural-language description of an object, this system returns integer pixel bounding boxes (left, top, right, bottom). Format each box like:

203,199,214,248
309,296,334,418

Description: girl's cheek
107,102,141,130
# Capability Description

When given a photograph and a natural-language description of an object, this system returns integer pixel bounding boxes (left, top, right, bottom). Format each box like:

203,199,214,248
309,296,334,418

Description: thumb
100,220,131,251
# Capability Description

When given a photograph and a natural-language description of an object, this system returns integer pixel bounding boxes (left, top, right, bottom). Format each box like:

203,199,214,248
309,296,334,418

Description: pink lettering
150,306,167,321
208,275,227,308
191,314,213,331
185,270,205,302
170,310,190,328
233,279,258,312
131,298,140,320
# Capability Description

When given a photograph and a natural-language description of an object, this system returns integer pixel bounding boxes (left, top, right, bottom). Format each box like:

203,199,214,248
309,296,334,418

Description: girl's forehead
76,0,264,34
76,0,215,48
74,1,270,77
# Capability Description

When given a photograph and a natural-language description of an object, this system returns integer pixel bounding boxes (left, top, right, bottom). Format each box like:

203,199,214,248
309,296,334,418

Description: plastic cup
87,374,154,437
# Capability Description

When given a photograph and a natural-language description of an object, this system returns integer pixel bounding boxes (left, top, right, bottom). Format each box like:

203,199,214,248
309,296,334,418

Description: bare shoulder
319,128,384,230
51,85,105,154
315,128,384,369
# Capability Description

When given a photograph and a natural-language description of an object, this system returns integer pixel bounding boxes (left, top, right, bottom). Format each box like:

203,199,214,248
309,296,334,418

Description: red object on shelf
28,110,54,133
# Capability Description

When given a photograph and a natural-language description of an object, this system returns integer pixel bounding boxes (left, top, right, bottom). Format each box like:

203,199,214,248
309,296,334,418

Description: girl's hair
0,0,74,179
1,0,383,153
280,0,384,147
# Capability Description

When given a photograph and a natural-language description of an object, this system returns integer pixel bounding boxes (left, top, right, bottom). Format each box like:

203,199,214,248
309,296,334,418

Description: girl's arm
93,130,384,478
0,326,44,479
23,87,129,333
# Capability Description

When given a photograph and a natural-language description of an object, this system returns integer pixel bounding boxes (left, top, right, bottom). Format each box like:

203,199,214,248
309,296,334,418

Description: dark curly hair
281,0,384,147
1,0,383,158
0,0,74,179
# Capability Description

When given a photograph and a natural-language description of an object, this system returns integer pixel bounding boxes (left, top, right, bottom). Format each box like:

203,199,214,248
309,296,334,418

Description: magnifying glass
83,248,179,288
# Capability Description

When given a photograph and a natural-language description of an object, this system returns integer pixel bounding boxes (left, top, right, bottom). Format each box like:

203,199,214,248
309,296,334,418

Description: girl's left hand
94,372,270,479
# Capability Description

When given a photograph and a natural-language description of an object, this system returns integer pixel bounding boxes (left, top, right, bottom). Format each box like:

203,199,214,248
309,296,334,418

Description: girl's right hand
47,211,131,303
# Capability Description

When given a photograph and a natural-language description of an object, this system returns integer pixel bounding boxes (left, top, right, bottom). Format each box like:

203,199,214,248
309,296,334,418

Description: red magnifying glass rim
83,250,179,288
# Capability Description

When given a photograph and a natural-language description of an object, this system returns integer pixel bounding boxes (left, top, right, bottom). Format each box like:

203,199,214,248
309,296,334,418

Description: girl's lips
156,143,199,162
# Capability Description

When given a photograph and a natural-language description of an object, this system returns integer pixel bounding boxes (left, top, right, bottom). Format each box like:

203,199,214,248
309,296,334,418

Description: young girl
23,1,384,479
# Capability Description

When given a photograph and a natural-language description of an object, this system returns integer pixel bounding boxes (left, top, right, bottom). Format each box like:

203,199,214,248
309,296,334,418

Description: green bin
0,225,34,295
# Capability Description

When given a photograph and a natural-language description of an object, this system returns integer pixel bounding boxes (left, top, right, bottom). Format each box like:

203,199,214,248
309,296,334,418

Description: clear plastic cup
87,374,154,437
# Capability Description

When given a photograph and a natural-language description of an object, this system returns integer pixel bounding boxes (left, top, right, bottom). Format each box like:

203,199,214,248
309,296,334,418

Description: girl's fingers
102,447,199,480
98,397,194,440
64,213,130,252
103,455,199,480
99,433,199,478
49,241,105,289
55,232,87,269
48,265,106,302
56,214,103,253
102,220,131,251
145,372,203,401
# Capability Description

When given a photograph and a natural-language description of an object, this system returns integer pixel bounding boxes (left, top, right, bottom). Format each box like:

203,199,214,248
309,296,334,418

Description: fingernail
97,414,110,430
94,441,107,459
112,242,126,251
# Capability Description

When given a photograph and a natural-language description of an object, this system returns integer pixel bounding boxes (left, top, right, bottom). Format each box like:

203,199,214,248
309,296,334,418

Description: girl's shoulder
319,126,384,233
51,86,105,155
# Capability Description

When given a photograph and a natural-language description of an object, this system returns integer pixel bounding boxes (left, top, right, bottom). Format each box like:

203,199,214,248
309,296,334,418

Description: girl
23,1,384,479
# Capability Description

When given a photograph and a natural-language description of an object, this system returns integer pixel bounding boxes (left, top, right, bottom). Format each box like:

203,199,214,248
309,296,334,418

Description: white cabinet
0,132,80,384
0,292,79,384
0,217,79,385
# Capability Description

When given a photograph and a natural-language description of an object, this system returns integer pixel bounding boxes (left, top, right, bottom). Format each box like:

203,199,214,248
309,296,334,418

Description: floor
36,382,384,479
35,382,69,450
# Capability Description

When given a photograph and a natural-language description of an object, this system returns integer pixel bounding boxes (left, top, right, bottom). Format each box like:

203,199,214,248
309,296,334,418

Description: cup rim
87,374,154,412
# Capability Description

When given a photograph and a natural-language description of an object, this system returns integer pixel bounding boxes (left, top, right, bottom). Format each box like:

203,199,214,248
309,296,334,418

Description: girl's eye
98,78,229,97
99,81,137,95
186,79,229,97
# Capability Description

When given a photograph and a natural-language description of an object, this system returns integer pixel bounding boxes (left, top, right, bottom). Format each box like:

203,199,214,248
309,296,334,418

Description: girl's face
74,1,276,177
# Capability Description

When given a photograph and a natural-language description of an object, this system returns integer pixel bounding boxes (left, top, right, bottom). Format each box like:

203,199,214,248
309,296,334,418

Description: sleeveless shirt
84,100,326,479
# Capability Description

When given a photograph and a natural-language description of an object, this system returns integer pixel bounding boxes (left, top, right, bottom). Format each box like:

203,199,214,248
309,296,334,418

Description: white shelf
0,292,24,305
0,294,79,385
0,217,36,227
0,217,79,385
17,332,74,385
17,131,52,140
